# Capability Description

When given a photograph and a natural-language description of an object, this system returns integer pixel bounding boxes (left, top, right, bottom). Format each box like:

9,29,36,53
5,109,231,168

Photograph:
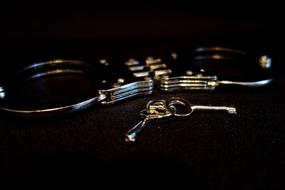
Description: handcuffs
0,46,273,117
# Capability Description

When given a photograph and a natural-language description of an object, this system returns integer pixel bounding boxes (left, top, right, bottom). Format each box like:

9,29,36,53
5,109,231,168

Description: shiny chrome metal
0,86,5,99
194,54,240,61
259,55,272,69
133,71,150,78
19,59,90,72
125,119,149,142
125,99,172,142
145,57,162,65
125,114,158,142
158,75,218,92
128,65,145,71
165,97,192,117
217,79,273,87
0,45,274,117
0,59,106,116
125,58,140,66
99,79,153,105
194,46,247,55
167,97,236,116
28,69,85,80
125,97,237,142
167,97,236,115
190,105,236,114
0,94,106,117
0,59,153,116
157,75,273,92
164,97,237,118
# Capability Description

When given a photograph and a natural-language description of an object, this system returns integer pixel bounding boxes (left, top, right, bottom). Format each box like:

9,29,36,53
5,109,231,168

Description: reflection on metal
194,54,237,61
218,79,273,87
259,55,272,69
99,59,109,66
158,75,218,92
157,72,273,92
149,64,167,71
28,69,85,80
99,79,154,105
125,58,139,66
133,71,150,78
146,57,162,65
154,69,172,77
0,94,107,117
194,46,247,55
171,52,178,59
0,59,153,116
125,97,237,142
185,70,193,75
128,65,144,71
0,86,5,99
0,46,274,117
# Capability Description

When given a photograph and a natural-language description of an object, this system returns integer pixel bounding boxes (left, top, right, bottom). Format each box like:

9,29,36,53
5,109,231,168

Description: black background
0,1,284,189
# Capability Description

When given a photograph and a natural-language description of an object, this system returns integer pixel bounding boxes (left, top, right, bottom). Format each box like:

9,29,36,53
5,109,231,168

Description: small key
125,97,237,142
125,114,157,142
125,100,173,142
167,97,237,117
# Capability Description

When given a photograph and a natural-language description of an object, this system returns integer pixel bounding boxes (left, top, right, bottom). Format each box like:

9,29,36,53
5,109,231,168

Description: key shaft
191,105,237,114
125,116,153,142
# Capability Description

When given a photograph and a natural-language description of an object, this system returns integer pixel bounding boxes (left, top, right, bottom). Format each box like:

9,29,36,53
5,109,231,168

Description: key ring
144,97,193,118
166,97,192,117
144,99,172,118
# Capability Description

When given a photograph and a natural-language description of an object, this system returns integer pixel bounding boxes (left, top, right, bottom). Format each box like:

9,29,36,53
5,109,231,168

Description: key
125,113,157,142
167,97,237,117
125,97,237,142
125,100,173,142
190,105,236,114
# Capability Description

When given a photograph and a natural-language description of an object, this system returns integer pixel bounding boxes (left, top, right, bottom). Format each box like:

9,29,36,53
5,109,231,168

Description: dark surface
1,80,284,189
0,4,284,189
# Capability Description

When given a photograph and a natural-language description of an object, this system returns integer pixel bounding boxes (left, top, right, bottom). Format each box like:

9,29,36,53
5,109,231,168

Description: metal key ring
166,97,192,117
145,99,173,118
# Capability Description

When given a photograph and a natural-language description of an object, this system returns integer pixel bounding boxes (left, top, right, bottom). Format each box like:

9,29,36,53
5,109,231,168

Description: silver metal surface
125,99,172,142
99,79,153,105
158,75,218,91
157,76,273,92
217,79,273,87
125,97,237,142
191,105,236,114
0,59,153,116
0,94,106,117
194,46,247,55
167,97,236,116
0,46,274,117
157,46,273,92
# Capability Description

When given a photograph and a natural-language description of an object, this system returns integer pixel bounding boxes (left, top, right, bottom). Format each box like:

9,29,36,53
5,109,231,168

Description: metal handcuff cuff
0,59,153,116
0,46,273,117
